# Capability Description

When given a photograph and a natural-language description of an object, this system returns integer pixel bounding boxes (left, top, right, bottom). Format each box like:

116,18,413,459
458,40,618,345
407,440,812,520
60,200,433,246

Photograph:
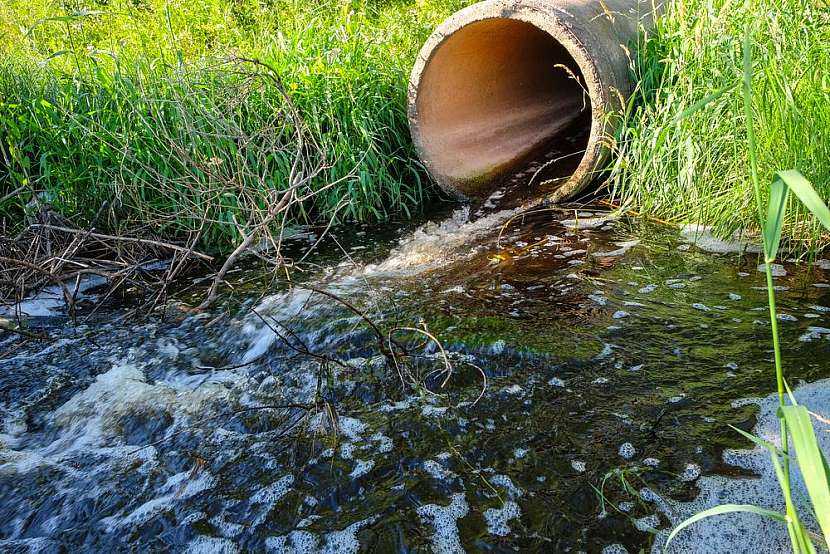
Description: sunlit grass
664,25,830,553
0,0,472,251
608,0,830,252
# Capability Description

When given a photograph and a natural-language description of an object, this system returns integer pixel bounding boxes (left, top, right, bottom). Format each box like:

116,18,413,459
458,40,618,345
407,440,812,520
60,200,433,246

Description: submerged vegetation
610,0,830,252
0,0,469,252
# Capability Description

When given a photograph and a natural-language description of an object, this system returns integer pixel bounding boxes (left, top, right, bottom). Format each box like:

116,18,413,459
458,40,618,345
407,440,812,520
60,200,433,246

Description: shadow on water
3,204,830,552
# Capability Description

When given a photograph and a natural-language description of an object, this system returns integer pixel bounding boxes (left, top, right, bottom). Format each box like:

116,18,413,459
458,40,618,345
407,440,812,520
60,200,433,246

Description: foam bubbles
251,474,294,504
571,460,587,473
618,443,636,460
423,459,457,481
417,493,469,554
184,536,240,554
799,326,830,342
654,378,830,553
321,517,375,554
678,463,701,482
484,501,521,536
679,224,761,254
349,459,374,479
489,475,524,498
368,207,519,275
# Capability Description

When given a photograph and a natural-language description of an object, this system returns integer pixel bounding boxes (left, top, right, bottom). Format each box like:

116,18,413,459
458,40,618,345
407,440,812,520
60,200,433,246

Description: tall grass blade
779,405,830,550
775,170,830,231
764,176,788,261
664,504,786,552
728,424,816,552
731,426,795,502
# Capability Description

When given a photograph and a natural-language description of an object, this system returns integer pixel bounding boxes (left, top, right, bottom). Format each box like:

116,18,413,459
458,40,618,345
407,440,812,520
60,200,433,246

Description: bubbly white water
654,379,830,553
0,274,107,318
5,204,830,553
365,207,518,276
240,207,518,364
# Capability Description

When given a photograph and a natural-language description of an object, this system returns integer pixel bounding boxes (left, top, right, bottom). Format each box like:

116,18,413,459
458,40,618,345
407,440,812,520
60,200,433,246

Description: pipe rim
408,0,608,203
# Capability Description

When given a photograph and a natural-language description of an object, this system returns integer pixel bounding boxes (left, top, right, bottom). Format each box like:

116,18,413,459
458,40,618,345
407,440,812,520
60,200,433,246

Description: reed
608,0,830,252
664,26,830,554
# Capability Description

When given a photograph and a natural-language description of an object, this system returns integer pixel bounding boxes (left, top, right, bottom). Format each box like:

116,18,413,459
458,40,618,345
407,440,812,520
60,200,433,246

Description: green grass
0,0,471,252
5,0,830,255
608,0,830,252
664,27,830,553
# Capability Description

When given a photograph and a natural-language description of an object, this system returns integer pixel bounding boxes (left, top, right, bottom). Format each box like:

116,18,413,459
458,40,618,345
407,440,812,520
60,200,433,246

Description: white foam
368,432,393,453
758,263,787,277
423,459,457,481
104,470,216,531
340,442,355,460
679,224,762,254
251,474,294,505
184,536,240,554
321,517,376,554
678,463,701,482
654,378,830,553
594,240,640,258
502,384,524,396
489,474,524,498
0,275,107,318
635,515,661,532
484,501,521,537
619,443,636,460
266,530,319,553
589,294,608,306
30,360,229,459
799,326,830,342
366,207,518,276
417,493,469,554
422,405,449,418
349,459,374,479
0,337,81,366
209,512,244,538
337,417,367,441
239,288,314,363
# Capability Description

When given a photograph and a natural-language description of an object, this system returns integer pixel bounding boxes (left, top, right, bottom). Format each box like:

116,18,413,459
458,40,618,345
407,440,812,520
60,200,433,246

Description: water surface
3,206,830,553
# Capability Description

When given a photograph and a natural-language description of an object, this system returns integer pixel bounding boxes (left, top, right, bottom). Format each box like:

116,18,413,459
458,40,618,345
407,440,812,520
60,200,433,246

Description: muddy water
2,206,830,553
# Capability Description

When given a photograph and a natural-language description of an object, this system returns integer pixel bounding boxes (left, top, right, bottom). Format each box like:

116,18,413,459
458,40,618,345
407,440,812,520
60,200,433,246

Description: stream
2,205,830,553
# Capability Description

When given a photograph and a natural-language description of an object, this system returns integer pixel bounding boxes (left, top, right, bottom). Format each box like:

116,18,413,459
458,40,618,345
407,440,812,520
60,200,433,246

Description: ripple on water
4,207,830,553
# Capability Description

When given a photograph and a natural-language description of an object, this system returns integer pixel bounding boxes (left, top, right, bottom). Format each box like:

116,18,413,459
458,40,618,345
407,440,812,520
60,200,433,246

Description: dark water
2,206,830,553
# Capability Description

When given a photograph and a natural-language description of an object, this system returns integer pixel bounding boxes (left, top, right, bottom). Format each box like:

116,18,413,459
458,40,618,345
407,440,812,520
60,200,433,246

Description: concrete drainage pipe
408,0,658,205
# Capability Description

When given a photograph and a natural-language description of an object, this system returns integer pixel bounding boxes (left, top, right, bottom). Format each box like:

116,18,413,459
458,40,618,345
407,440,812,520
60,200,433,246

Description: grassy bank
0,0,469,252
609,0,830,252
4,0,830,254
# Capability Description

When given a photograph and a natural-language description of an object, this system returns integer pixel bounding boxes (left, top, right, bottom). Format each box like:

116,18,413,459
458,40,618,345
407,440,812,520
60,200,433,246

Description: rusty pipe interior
408,0,656,206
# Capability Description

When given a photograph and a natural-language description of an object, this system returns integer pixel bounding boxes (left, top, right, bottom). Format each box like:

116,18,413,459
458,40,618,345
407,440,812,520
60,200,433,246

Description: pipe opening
414,17,592,202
